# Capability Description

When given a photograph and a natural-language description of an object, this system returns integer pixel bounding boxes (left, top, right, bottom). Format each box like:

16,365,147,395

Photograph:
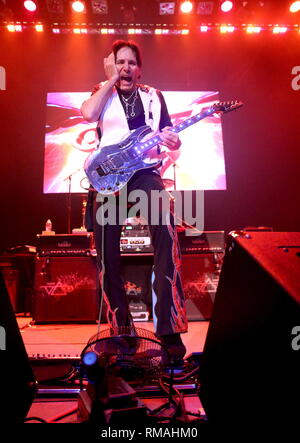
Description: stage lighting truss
1,21,300,35
1,1,300,28
159,2,176,15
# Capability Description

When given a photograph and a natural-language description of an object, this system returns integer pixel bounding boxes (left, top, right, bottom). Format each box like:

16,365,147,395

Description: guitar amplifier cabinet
121,255,153,321
36,233,93,256
0,268,19,312
33,256,99,323
178,230,225,254
181,253,223,320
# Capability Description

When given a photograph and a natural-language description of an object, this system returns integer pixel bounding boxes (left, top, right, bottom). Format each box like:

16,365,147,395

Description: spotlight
220,25,235,33
71,1,85,13
290,1,300,13
272,26,288,34
220,1,233,13
246,25,261,33
35,24,44,32
82,352,98,366
7,24,16,32
24,1,37,12
128,28,142,34
101,28,115,34
180,1,194,14
7,24,23,32
73,27,87,33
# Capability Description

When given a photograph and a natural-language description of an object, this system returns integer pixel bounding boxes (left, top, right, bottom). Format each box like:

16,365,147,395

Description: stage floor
17,317,209,424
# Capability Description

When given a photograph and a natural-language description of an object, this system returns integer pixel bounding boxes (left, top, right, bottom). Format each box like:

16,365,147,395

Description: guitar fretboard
135,106,215,155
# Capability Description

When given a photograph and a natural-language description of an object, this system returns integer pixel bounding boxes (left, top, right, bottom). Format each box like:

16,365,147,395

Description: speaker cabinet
181,253,223,320
0,268,19,311
0,272,36,422
121,255,153,321
199,232,300,425
33,256,99,323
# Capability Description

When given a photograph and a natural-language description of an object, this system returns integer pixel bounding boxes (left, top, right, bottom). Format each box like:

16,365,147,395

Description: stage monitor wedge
199,231,300,426
0,272,36,423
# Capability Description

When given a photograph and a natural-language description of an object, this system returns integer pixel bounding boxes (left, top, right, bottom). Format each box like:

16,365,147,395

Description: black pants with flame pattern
91,170,188,337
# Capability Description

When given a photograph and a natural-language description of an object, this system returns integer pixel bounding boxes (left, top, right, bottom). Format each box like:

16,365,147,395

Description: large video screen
44,91,227,193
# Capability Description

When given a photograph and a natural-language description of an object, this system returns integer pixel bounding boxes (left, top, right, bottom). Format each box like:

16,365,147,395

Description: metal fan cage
81,326,170,381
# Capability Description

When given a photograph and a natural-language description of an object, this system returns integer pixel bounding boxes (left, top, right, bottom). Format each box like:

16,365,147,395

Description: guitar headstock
211,100,243,114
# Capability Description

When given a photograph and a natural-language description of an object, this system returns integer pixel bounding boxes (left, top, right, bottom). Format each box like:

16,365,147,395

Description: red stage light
246,25,262,34
180,1,193,14
7,24,16,32
220,24,235,33
71,1,85,13
220,1,233,13
24,1,37,12
290,1,300,13
7,24,23,32
273,26,288,34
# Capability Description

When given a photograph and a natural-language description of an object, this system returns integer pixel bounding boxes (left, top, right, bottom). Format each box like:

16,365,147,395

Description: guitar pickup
96,163,109,176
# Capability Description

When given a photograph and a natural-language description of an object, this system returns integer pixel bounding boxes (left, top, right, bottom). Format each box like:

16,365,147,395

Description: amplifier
0,268,19,311
36,234,93,256
120,222,153,253
120,226,224,254
181,253,223,320
33,255,99,323
178,230,225,254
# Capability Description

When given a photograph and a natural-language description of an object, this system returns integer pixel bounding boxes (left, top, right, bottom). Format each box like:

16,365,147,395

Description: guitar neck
137,107,214,155
171,107,214,134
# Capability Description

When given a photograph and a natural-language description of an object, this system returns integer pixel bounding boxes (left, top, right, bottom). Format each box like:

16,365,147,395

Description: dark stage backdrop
0,32,299,251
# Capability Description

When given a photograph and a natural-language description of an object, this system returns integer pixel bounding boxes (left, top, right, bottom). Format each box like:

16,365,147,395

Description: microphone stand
172,161,177,191
67,175,72,234
64,167,82,234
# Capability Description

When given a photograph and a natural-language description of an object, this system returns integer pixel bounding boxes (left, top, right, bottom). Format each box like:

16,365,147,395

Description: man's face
115,46,141,92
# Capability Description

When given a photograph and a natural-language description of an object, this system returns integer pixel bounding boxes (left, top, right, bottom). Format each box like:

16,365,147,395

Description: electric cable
48,406,78,423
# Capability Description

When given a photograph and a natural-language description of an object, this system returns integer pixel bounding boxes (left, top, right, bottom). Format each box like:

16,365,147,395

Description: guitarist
81,40,188,368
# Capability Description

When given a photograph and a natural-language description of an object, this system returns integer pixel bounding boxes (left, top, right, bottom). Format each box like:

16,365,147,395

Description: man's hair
112,40,142,67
